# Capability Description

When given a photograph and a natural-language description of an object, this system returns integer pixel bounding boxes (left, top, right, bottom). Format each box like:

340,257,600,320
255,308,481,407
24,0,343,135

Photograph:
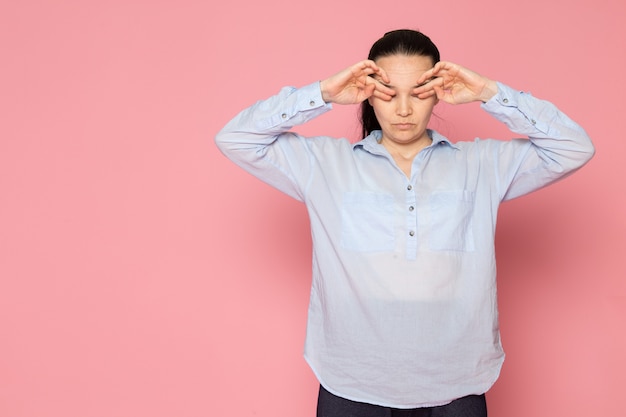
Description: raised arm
215,60,394,200
414,61,595,199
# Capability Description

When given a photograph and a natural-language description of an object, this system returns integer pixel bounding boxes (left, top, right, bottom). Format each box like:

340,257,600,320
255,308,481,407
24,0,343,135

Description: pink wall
1,1,624,416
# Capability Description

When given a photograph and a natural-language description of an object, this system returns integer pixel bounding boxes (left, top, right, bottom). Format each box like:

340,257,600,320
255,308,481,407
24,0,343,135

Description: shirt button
409,231,415,237
309,100,316,106
503,98,509,104
409,206,414,212
281,113,287,119
407,185,413,191
531,119,537,125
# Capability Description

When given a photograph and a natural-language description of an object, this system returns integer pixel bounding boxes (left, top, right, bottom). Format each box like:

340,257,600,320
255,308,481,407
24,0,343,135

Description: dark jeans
316,385,487,417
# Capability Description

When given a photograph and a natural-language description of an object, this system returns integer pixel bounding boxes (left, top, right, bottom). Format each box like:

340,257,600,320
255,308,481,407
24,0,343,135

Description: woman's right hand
320,60,395,105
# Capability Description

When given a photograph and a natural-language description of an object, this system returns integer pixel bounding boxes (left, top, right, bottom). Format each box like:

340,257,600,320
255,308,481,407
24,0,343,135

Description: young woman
215,29,594,417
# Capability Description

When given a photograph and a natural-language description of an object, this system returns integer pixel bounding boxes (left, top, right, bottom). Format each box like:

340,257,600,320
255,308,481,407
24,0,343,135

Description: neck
380,135,433,178
380,135,433,161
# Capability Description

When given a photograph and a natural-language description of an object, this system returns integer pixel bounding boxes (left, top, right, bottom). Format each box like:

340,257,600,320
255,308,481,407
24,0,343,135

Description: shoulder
442,138,532,164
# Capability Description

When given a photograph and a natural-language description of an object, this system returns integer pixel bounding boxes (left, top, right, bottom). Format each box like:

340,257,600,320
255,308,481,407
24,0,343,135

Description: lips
393,123,415,130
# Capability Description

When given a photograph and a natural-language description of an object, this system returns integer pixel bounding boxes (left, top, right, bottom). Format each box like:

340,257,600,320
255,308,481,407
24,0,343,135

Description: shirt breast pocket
428,190,476,252
341,192,395,252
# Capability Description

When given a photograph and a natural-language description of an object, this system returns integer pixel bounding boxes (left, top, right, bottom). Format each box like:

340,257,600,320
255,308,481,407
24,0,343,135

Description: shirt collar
352,129,459,153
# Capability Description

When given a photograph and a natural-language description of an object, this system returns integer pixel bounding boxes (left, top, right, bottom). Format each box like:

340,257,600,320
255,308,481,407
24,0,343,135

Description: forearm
479,82,595,201
482,82,595,172
214,82,332,200
477,79,499,103
215,82,331,158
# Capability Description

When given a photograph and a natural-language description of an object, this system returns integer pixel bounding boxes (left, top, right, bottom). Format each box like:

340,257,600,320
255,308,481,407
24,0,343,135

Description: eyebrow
376,78,434,90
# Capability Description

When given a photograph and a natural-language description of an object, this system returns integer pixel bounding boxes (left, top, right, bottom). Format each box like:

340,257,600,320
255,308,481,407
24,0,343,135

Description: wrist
479,80,498,103
319,79,332,103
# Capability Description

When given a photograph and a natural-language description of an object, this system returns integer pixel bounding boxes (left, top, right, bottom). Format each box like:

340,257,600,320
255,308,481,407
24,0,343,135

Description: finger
366,77,395,97
432,84,453,102
356,60,381,76
416,65,445,84
413,76,443,96
418,61,454,83
417,68,436,84
362,65,390,85
414,89,437,100
361,82,377,99
432,61,454,73
375,80,395,97
371,88,394,101
355,59,389,82
375,66,390,84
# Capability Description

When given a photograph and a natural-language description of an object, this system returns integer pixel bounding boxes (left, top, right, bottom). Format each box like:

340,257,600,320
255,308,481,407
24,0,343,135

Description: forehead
374,54,434,87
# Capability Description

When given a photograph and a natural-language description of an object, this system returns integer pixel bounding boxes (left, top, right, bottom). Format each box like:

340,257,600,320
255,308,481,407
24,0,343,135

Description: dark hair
360,29,440,138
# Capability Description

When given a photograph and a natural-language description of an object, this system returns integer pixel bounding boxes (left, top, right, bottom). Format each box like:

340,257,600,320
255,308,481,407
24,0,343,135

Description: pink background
1,1,624,416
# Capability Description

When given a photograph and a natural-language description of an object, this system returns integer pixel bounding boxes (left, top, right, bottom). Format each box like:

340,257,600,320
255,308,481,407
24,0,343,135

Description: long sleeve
480,82,595,201
215,82,333,201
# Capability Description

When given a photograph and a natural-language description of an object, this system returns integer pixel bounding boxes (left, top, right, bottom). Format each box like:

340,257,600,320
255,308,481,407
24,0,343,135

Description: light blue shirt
215,81,594,408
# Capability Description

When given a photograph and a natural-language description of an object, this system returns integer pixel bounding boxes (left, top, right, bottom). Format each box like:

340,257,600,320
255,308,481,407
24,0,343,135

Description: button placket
405,182,418,260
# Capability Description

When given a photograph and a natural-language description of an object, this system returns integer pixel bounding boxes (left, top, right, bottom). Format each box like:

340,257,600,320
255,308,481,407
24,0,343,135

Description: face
369,54,437,148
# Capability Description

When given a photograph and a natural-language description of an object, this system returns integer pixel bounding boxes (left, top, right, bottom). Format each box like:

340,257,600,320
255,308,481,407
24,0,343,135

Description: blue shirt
215,81,594,408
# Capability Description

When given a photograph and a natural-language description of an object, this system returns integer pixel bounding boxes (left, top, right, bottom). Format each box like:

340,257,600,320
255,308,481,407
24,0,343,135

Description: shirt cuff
482,82,520,109
281,81,332,123
302,81,333,111
258,82,332,130
481,82,550,135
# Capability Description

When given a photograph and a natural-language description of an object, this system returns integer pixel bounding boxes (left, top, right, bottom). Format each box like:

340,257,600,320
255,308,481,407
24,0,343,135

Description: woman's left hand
413,61,499,104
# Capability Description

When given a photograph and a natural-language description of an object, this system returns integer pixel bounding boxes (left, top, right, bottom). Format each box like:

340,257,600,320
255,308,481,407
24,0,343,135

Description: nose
396,96,412,117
